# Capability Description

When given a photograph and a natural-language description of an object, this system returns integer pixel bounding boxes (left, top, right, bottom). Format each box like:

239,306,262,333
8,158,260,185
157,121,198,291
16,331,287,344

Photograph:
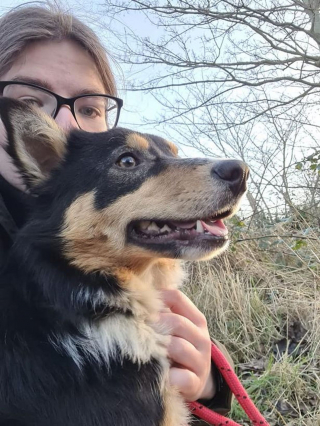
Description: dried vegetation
185,220,320,425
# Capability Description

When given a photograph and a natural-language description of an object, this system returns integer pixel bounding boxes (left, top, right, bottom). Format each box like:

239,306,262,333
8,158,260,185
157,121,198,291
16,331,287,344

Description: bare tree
104,0,320,221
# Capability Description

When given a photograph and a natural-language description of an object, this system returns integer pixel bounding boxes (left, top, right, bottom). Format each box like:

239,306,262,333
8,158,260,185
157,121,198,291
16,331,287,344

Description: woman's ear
0,97,67,189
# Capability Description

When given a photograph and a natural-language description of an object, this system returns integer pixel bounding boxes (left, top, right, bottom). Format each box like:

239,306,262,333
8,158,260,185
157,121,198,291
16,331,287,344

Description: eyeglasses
0,81,123,132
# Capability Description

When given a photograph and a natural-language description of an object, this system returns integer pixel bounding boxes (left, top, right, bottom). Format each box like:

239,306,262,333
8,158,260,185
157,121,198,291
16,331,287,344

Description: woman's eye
79,106,101,118
117,155,138,168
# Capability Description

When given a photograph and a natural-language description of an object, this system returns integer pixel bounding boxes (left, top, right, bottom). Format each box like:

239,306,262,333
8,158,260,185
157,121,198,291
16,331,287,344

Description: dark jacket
0,175,233,423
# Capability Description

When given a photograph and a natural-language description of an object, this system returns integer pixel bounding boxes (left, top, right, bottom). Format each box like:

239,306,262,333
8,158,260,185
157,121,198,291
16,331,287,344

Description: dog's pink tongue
201,219,228,237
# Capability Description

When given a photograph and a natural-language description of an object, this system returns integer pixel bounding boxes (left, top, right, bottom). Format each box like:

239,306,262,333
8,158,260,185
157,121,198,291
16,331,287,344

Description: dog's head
0,98,249,273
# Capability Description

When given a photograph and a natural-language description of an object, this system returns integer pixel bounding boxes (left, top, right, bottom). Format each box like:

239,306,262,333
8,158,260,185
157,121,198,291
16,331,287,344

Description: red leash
188,342,270,426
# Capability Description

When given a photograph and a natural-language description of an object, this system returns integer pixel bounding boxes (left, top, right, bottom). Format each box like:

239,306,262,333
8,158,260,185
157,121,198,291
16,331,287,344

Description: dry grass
184,223,320,425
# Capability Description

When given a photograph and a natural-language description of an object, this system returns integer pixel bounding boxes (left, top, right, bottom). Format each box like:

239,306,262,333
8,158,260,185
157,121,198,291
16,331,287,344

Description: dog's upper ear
0,97,67,188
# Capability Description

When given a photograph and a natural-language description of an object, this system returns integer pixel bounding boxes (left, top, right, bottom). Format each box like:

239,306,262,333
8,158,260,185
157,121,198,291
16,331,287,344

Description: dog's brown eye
117,155,137,168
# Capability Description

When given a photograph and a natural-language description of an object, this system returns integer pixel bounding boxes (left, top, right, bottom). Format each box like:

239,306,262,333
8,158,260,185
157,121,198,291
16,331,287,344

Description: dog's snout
211,160,249,195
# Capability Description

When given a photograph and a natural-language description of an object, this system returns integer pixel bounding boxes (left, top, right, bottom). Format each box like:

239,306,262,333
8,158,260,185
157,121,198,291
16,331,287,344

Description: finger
160,289,207,328
159,312,209,351
167,336,201,374
169,367,200,402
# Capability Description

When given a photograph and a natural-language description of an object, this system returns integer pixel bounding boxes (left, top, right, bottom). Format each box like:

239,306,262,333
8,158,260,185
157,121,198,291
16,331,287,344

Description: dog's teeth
196,220,204,233
148,221,160,231
161,224,171,233
139,221,151,230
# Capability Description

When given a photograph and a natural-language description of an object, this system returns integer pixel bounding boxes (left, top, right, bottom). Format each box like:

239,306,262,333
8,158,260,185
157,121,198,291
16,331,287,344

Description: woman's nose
54,105,79,132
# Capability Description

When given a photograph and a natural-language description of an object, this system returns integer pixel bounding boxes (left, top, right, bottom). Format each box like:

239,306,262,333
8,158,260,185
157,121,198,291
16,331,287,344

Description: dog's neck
7,231,184,325
4,237,185,368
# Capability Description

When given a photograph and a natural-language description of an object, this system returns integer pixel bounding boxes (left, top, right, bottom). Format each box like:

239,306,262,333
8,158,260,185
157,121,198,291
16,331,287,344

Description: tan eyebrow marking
165,140,178,156
126,134,149,150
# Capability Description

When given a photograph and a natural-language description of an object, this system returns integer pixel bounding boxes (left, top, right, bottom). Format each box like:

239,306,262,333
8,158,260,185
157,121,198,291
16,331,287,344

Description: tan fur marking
98,163,229,230
61,193,185,286
165,140,179,156
61,192,160,275
161,384,190,426
126,133,149,150
151,259,185,290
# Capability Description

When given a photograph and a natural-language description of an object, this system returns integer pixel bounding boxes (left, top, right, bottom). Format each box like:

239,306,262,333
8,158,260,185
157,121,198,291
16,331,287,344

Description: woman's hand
159,289,215,402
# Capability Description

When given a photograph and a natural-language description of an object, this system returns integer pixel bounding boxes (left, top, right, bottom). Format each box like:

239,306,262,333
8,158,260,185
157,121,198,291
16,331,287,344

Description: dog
0,97,248,426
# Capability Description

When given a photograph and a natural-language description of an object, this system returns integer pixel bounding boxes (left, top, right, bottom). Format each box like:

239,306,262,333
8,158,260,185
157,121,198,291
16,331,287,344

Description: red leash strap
188,342,270,426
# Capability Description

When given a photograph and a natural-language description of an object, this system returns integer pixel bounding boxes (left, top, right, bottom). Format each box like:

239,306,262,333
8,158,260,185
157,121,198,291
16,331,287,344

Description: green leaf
291,239,307,251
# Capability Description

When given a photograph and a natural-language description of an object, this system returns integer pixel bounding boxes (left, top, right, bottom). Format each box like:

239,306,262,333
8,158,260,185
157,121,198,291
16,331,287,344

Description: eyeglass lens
3,84,118,131
3,84,56,117
74,96,117,132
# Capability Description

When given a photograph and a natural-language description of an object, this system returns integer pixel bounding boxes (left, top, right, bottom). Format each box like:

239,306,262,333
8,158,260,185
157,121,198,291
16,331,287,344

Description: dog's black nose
212,160,249,195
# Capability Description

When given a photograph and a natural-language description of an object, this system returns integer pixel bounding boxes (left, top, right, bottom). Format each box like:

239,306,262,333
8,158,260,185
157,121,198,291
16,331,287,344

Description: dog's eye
117,154,138,168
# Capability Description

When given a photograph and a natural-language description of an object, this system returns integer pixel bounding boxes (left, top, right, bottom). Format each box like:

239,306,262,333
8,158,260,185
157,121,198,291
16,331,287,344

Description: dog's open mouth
129,209,232,246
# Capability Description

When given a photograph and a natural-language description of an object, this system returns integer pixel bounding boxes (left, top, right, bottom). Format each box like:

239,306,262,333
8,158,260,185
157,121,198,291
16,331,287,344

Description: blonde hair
0,2,117,96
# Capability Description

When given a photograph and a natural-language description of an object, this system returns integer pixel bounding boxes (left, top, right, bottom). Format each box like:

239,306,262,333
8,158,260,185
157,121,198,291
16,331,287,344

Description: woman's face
0,39,106,190
1,39,106,132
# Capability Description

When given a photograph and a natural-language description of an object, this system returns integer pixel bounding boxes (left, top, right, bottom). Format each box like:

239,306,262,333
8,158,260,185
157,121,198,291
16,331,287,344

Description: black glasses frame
0,81,124,130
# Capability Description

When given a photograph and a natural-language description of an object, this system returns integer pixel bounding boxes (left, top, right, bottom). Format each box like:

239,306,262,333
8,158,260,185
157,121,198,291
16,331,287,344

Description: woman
0,2,233,420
